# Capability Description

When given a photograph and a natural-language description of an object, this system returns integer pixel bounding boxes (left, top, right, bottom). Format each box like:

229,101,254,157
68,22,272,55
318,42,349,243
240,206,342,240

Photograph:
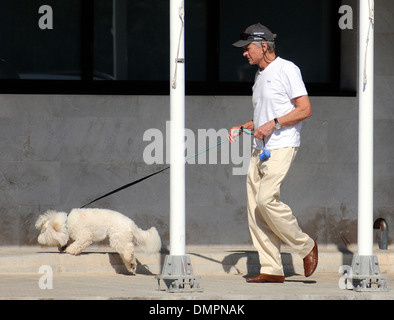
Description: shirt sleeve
281,62,308,100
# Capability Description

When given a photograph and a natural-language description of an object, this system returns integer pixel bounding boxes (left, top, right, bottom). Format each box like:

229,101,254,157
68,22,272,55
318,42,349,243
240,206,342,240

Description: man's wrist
243,120,254,130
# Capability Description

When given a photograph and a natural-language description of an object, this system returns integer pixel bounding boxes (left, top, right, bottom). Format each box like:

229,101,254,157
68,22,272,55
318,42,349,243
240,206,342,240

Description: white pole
349,1,386,292
157,1,201,292
358,0,374,256
170,0,185,256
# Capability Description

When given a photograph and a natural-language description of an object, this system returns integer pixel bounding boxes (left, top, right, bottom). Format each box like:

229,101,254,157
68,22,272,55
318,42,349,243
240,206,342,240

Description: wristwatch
274,118,282,130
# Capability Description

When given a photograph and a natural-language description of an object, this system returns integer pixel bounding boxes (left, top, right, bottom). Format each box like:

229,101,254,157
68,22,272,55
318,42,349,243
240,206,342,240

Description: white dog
35,208,161,274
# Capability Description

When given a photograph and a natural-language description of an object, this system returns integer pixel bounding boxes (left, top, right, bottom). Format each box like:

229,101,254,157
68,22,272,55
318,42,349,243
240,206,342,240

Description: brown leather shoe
303,241,318,277
246,273,285,283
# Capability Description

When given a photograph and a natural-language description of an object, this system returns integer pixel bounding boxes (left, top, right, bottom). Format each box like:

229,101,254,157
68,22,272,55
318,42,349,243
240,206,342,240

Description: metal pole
348,0,387,291
357,0,374,257
156,0,202,292
169,0,186,257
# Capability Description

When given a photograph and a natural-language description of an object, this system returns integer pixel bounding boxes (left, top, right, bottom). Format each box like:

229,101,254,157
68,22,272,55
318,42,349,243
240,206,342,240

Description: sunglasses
240,33,267,41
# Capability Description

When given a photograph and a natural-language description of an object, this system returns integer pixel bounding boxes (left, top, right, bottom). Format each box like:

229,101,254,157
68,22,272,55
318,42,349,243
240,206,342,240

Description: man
228,23,318,283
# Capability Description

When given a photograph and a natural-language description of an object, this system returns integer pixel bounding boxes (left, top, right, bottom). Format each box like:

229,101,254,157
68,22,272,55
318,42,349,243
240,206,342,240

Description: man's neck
259,53,277,70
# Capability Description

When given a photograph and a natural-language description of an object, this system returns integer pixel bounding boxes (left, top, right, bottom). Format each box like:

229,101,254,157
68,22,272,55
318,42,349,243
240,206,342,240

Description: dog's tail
134,227,161,254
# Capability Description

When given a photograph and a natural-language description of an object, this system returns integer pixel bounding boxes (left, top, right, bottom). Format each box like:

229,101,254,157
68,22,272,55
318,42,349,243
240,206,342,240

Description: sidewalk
0,245,393,300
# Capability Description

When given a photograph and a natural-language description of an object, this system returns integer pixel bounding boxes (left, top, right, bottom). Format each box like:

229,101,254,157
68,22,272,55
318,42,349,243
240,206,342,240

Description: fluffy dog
35,208,161,274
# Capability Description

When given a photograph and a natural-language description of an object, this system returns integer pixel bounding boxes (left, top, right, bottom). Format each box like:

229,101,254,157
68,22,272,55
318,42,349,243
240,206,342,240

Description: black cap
232,23,276,47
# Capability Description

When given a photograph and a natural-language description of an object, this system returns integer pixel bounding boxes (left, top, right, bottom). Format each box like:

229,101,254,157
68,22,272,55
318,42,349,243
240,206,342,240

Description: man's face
242,43,264,66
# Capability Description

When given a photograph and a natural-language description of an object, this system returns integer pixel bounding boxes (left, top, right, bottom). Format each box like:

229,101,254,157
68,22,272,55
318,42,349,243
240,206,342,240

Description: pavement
0,245,393,301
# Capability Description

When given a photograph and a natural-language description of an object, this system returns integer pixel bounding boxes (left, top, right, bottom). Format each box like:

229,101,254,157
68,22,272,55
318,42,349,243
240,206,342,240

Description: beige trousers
246,147,315,276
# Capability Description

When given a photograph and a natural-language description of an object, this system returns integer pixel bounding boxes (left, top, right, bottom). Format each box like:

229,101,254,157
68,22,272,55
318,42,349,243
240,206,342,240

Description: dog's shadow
79,251,155,275
191,250,316,284
107,253,155,275
39,250,154,276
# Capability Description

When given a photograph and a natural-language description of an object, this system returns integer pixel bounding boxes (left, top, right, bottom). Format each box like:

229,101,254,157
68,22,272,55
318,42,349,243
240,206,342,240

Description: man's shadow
191,250,316,284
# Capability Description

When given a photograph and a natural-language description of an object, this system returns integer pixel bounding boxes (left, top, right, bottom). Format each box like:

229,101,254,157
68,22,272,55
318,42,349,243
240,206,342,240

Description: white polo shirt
252,57,308,150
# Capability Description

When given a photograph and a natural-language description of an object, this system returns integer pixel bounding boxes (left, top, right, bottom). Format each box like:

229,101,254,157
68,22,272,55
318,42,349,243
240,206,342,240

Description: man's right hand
227,126,243,143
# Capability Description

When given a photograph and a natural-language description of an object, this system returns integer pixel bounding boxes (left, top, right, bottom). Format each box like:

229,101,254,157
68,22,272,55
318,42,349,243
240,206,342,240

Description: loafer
303,241,318,277
246,273,285,283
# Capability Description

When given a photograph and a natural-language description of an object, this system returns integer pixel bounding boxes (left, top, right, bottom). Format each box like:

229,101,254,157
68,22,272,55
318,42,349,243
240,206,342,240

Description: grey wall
0,0,393,248
0,93,393,248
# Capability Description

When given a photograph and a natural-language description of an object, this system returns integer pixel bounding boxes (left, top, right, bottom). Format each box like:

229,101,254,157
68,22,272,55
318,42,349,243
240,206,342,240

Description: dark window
0,0,350,96
0,0,81,79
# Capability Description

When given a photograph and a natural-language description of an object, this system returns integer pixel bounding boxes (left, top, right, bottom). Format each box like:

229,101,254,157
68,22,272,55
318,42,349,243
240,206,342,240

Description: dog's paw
65,246,80,255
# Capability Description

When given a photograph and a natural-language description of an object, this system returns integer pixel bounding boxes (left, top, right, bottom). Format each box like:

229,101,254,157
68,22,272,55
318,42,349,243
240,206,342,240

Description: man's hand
227,126,243,143
253,95,312,140
228,120,254,143
254,120,275,140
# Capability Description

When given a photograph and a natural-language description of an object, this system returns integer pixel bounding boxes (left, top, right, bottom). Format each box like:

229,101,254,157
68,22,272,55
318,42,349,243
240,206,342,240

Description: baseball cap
232,23,277,47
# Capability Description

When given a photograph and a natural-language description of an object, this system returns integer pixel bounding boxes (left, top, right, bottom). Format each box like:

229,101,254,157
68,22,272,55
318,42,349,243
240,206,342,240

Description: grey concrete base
1,245,394,300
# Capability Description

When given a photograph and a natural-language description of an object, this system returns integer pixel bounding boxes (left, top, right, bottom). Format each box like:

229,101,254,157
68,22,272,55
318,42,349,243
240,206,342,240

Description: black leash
80,127,252,208
80,166,169,208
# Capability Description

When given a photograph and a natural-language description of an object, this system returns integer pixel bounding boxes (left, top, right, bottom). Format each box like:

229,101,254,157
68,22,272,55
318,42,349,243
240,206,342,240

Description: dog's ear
35,215,48,230
52,222,62,232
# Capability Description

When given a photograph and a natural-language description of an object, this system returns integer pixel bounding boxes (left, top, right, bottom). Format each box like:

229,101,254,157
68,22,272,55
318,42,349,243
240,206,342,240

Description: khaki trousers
246,147,314,276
